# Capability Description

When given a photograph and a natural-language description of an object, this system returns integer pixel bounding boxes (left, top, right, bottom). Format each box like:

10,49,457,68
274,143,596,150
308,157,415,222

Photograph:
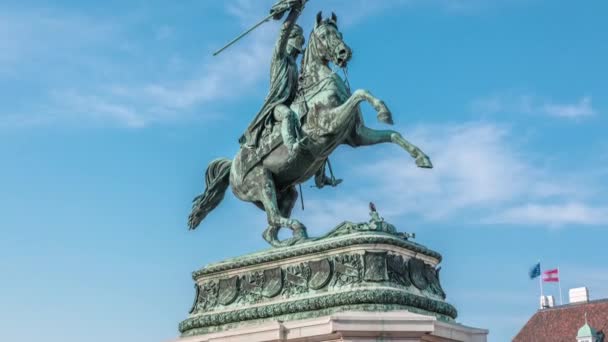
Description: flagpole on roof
558,266,563,305
539,260,544,302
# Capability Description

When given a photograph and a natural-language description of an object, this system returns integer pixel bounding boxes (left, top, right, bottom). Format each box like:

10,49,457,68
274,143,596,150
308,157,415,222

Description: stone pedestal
175,218,487,341
172,311,487,342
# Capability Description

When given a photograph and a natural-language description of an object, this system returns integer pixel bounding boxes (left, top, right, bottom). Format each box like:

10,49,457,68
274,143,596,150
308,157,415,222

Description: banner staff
558,266,563,305
539,260,544,301
213,13,275,56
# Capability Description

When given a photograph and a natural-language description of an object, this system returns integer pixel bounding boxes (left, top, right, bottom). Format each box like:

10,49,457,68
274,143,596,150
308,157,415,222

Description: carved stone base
172,311,488,342
179,228,462,337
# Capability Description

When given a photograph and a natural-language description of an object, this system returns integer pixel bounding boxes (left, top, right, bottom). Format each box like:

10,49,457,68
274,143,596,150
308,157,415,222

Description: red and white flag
543,269,559,282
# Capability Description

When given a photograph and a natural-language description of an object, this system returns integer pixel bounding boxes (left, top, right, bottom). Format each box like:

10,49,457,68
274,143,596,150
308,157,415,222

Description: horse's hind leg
257,169,307,246
278,186,298,218
262,186,300,244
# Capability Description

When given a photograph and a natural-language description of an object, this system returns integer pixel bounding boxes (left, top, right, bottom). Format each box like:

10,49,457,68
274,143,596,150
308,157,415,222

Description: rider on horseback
239,0,340,188
239,0,306,159
189,8,433,246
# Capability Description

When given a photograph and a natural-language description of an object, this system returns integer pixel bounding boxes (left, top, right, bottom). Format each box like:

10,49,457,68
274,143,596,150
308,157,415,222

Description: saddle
240,124,284,179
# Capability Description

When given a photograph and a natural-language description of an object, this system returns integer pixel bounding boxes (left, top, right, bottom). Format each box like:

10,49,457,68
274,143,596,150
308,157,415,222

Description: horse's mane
300,27,319,75
300,18,338,76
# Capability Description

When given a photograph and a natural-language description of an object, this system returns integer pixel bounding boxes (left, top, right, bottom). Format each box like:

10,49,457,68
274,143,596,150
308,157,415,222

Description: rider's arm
272,1,303,61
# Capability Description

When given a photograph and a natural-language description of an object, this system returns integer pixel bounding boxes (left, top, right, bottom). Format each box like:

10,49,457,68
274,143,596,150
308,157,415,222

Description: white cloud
135,27,273,111
541,96,596,118
54,91,146,128
357,123,565,219
489,202,608,227
0,9,118,75
472,93,597,119
0,113,54,128
0,3,276,128
1,2,541,128
297,122,606,228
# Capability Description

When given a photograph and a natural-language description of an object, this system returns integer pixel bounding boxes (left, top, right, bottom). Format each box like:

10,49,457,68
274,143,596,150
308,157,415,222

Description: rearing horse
188,12,432,247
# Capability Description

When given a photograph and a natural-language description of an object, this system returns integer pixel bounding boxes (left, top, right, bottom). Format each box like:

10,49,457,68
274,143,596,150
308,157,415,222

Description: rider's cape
239,52,299,149
238,46,299,179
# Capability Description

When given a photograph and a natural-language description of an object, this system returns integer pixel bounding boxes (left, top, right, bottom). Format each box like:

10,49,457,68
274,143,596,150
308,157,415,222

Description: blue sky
0,0,606,341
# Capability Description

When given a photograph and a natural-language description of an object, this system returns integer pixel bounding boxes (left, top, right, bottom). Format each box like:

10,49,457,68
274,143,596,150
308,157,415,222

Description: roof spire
576,312,598,340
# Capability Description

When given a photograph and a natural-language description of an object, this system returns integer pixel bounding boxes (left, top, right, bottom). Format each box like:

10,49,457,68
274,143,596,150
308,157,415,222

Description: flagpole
558,266,563,305
539,261,544,307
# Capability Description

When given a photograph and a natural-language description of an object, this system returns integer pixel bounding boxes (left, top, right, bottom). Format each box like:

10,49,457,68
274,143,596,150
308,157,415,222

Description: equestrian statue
188,0,433,247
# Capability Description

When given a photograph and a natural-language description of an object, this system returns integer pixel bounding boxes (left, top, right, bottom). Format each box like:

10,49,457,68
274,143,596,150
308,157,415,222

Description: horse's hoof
292,224,309,238
274,237,302,247
262,226,279,245
377,110,394,125
268,235,309,247
187,213,201,230
415,154,433,169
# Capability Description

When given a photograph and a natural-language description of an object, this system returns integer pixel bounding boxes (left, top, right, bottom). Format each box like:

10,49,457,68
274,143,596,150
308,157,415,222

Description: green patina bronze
193,204,440,278
179,209,455,336
178,2,449,337
187,0,433,247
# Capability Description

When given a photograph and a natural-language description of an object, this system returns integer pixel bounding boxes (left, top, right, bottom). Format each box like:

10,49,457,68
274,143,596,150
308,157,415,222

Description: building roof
514,299,608,342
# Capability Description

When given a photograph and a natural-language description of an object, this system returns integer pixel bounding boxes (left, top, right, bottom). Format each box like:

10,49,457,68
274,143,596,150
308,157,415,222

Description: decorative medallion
387,254,411,287
218,276,239,305
408,258,429,290
197,281,218,311
239,271,264,303
262,267,283,297
308,259,332,290
363,251,388,282
283,263,310,296
333,254,362,286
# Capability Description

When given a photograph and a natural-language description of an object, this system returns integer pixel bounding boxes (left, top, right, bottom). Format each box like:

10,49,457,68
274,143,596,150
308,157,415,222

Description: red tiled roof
513,299,608,342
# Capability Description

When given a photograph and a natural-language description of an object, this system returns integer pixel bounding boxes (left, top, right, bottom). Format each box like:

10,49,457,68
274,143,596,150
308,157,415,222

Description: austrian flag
543,269,559,282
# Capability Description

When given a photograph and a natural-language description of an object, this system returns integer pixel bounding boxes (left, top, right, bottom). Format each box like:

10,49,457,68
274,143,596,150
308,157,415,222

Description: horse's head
308,11,351,68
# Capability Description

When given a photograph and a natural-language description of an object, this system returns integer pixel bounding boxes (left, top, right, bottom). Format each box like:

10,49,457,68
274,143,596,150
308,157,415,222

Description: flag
543,268,559,282
529,262,541,279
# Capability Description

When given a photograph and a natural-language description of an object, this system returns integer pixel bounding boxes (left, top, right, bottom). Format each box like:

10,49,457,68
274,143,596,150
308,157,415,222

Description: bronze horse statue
188,12,432,247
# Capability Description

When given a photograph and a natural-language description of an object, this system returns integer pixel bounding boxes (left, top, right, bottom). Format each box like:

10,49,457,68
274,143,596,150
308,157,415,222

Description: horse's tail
188,158,232,230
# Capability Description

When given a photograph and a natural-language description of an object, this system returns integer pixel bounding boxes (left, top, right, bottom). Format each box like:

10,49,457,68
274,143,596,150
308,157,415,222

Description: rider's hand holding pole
270,0,306,20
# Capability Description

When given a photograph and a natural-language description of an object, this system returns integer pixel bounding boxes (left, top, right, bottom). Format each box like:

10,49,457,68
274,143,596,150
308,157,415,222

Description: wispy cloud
0,3,275,128
472,93,597,119
488,202,608,226
53,91,146,128
299,121,606,228
0,113,55,128
135,31,273,111
542,96,596,118
1,1,541,128
0,9,119,75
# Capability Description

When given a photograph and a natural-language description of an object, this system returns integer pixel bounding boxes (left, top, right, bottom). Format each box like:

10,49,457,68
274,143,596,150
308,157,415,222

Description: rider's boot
314,173,343,189
282,114,303,161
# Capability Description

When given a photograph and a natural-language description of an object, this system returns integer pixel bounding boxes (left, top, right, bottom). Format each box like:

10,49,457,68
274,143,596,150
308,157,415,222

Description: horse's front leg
323,89,393,132
348,89,393,125
349,125,433,169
